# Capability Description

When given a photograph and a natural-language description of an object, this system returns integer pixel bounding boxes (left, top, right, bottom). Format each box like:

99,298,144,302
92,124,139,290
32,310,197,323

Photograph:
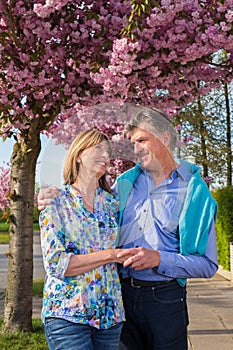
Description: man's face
129,123,169,171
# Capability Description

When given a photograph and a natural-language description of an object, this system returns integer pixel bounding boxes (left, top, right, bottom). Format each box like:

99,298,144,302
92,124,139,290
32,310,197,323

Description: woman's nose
102,150,110,159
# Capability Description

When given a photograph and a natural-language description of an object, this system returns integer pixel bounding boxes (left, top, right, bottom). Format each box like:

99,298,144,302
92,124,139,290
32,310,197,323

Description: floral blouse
40,185,125,329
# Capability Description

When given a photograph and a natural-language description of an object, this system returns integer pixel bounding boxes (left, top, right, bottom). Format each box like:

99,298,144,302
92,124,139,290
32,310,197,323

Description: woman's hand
65,248,133,276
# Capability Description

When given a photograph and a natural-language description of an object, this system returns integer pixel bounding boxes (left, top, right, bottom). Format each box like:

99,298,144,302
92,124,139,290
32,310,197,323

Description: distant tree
224,82,232,186
174,81,233,187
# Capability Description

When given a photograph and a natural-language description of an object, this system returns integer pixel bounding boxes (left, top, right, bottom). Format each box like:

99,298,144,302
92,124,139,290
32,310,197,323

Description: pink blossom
0,0,233,146
203,176,213,185
0,163,11,210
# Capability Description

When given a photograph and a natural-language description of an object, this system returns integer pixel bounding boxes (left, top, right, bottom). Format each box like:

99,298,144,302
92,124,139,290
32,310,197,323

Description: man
38,107,218,350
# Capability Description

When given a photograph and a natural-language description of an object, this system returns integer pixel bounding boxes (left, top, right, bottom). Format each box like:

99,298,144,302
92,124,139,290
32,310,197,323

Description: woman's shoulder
99,188,119,208
44,186,77,208
100,187,118,199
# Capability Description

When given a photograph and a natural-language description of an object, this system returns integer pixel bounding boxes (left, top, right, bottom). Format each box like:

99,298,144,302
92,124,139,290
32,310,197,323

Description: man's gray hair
125,107,177,151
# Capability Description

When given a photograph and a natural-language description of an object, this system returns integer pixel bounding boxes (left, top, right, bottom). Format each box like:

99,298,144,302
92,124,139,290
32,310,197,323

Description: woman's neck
72,175,99,213
73,172,99,193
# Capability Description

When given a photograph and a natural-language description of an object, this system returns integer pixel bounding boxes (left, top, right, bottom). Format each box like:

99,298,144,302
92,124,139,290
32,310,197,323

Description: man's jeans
44,318,123,350
119,279,189,350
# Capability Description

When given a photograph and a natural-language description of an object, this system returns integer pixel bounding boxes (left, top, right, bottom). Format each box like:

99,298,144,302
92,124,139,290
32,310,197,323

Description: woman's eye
93,144,111,156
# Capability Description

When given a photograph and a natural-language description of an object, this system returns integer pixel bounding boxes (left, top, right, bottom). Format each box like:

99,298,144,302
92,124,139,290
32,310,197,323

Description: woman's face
78,140,111,177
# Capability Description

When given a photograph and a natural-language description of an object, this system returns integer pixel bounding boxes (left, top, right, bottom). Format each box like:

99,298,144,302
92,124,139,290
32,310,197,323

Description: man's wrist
152,250,160,270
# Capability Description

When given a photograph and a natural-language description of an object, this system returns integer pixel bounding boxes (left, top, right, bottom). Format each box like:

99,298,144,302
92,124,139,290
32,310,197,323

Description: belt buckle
130,277,141,288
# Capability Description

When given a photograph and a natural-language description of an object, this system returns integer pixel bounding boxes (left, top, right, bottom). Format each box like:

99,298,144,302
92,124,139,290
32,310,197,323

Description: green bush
33,206,40,224
212,186,233,271
0,210,4,223
0,223,9,233
0,207,39,224
0,209,9,223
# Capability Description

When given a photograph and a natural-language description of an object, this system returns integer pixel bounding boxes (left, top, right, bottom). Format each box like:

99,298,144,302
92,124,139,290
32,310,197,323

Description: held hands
117,247,160,270
37,186,61,210
110,249,130,264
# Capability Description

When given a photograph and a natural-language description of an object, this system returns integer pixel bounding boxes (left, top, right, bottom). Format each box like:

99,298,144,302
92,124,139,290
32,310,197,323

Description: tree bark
197,97,209,181
2,131,41,332
224,83,232,186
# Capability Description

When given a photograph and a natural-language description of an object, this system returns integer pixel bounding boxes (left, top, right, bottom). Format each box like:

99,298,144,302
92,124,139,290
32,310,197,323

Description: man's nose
134,143,142,154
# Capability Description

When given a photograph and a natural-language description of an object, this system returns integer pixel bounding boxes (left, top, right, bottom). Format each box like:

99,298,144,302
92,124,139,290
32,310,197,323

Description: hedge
212,186,233,271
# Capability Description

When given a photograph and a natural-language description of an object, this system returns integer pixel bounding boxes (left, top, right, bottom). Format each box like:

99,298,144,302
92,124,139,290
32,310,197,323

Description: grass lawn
0,233,9,244
0,319,48,350
32,279,44,299
0,223,40,244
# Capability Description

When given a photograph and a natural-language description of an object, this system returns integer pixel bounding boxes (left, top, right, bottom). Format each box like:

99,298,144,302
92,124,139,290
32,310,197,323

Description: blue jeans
44,318,123,350
119,280,189,350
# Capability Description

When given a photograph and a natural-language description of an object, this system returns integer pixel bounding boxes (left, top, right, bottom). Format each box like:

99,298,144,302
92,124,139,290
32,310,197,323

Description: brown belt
121,277,175,288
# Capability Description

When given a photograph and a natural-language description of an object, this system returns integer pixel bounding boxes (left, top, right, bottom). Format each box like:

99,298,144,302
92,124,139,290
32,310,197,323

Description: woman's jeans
119,279,189,350
44,318,123,350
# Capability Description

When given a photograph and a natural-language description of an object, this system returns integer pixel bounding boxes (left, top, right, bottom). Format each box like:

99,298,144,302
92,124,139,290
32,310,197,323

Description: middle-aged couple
38,107,218,350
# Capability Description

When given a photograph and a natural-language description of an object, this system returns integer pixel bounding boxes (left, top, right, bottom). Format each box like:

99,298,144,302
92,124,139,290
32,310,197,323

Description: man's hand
113,249,132,264
37,186,61,210
117,247,160,270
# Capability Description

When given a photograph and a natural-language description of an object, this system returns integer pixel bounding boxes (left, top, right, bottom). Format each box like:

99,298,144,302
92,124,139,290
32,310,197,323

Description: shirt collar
174,161,196,181
140,161,192,182
66,184,102,196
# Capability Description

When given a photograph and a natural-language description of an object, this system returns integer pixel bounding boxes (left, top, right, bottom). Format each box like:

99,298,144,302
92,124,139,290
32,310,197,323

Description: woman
40,129,125,350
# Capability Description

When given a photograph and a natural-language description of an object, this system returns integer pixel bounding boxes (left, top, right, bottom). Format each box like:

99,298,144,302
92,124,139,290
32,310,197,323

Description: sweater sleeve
179,170,217,256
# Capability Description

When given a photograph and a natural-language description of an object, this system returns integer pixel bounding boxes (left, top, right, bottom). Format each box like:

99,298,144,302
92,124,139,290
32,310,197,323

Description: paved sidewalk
187,274,233,349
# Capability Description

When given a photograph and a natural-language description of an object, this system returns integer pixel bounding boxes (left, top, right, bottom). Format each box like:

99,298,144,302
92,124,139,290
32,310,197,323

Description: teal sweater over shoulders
116,162,217,286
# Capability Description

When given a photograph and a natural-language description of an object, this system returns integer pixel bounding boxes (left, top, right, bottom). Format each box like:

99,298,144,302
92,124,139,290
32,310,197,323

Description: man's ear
162,131,170,147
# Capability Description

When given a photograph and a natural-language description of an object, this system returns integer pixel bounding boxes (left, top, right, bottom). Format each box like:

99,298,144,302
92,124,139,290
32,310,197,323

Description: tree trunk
197,97,209,180
2,132,41,332
199,119,209,177
224,83,232,186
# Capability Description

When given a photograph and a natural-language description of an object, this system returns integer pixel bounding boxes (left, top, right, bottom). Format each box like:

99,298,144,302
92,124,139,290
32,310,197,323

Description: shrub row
212,186,233,271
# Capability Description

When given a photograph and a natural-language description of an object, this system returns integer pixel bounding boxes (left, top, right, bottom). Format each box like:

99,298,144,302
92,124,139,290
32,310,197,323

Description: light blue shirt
117,162,218,281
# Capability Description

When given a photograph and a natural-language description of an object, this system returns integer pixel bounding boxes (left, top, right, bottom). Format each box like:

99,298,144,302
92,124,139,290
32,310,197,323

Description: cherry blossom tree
92,0,233,108
0,0,131,332
1,0,233,332
0,163,11,210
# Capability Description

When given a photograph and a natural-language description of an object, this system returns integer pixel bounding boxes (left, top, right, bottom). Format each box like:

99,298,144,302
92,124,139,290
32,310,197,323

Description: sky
0,135,68,188
0,137,14,166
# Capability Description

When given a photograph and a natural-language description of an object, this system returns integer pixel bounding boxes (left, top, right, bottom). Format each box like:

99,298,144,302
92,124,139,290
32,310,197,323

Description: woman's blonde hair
63,129,112,193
